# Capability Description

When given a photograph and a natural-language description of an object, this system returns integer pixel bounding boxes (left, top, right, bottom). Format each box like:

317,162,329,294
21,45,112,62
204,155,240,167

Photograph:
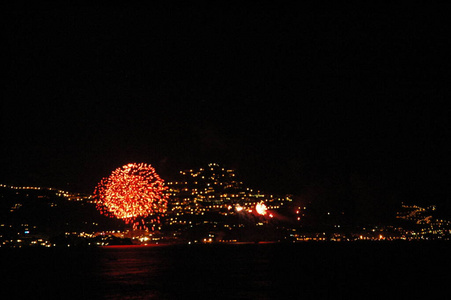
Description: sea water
1,242,449,299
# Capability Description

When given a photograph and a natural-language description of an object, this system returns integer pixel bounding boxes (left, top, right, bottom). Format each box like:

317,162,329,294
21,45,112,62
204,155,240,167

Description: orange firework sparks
93,163,168,230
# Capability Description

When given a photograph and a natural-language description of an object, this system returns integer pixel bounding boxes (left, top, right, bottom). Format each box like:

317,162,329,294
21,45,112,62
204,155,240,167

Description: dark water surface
2,242,449,299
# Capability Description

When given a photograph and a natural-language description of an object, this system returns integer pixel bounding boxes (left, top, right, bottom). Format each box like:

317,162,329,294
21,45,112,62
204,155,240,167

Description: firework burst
93,163,168,230
255,202,268,216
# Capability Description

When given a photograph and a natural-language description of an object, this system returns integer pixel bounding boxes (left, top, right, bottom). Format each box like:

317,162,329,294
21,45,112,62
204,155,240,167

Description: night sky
3,4,450,213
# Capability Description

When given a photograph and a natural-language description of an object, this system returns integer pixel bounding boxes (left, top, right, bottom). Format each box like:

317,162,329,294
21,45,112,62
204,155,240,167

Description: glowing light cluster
255,202,268,216
94,163,168,230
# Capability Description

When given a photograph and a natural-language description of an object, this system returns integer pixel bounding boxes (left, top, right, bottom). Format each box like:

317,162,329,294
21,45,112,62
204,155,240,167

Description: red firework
94,163,168,230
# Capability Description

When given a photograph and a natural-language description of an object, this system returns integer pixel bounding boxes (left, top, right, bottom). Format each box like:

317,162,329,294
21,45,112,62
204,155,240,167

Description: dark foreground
1,242,449,299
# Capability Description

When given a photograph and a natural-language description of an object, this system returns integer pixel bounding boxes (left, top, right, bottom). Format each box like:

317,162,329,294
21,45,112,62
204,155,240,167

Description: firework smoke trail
93,163,168,231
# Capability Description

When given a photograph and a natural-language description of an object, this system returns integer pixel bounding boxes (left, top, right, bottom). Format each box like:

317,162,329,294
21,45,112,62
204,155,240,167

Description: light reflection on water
95,245,275,299
96,247,165,299
92,243,450,299
3,243,448,299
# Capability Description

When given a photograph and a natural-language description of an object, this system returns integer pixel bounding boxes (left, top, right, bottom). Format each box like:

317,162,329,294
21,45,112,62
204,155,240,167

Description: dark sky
3,4,450,211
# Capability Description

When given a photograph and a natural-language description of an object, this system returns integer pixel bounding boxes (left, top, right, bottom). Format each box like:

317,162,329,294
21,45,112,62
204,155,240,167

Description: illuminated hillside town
1,163,450,248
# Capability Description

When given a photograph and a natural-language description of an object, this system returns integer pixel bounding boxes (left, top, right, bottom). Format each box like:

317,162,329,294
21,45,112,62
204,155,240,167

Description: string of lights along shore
1,162,450,248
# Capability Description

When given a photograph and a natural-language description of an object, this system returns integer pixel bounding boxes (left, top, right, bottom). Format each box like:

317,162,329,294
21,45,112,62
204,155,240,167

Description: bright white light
255,202,267,215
